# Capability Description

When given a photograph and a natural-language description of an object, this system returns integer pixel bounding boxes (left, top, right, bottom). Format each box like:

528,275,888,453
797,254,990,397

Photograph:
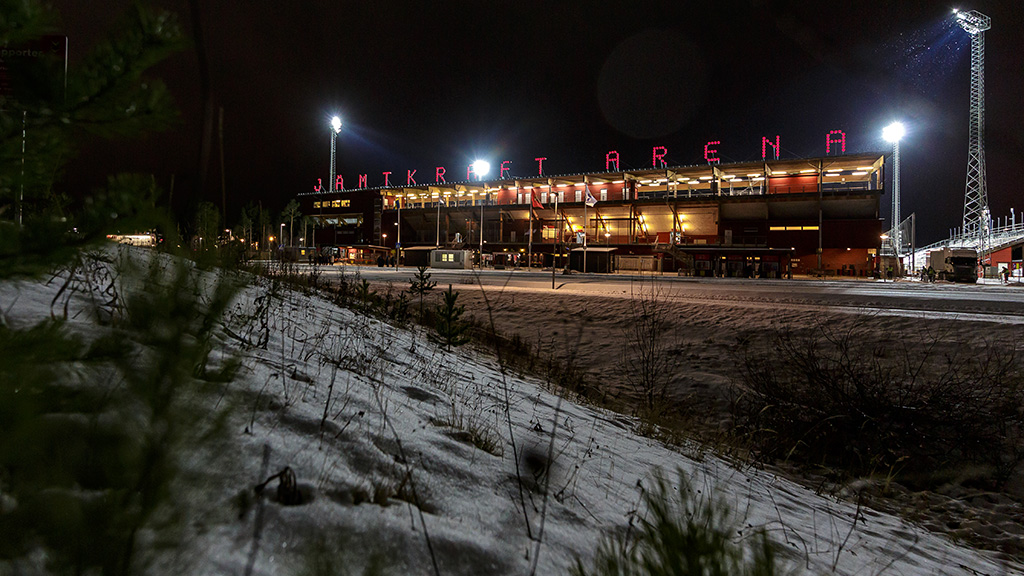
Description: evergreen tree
280,198,301,247
1,2,186,278
0,4,244,574
408,265,436,318
193,201,220,253
431,284,471,351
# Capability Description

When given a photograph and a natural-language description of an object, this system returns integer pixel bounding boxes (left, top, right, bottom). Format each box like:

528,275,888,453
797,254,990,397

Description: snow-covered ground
2,250,1021,575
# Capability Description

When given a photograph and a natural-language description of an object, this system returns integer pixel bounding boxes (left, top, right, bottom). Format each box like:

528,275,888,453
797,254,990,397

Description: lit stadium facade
298,152,886,278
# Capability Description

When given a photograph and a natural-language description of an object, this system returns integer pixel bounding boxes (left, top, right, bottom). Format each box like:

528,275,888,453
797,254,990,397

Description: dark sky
51,0,1023,244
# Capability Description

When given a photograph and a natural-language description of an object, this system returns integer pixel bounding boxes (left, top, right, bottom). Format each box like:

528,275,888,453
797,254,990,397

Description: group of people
919,266,938,282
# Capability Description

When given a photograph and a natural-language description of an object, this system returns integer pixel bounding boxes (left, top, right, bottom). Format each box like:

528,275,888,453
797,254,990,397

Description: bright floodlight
955,9,991,34
331,116,342,134
472,159,490,178
882,122,905,143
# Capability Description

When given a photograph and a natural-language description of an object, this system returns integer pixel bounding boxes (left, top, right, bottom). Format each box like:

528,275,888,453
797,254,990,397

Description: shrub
732,321,1024,488
572,469,782,576
0,253,242,574
431,285,471,352
408,266,436,319
620,281,678,412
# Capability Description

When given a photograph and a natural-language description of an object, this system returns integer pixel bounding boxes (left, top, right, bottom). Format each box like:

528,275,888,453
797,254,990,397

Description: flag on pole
585,189,598,207
531,191,545,210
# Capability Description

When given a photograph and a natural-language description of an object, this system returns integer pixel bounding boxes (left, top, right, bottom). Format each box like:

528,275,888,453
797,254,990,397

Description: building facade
299,152,886,277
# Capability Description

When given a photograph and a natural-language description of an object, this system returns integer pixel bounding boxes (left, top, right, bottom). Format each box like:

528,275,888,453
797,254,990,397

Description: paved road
305,265,1024,324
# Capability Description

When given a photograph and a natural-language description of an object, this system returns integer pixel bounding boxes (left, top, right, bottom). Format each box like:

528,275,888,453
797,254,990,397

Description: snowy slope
2,250,1019,575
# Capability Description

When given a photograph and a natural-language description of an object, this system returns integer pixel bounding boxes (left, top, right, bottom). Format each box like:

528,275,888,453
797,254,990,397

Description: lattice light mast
954,9,991,245
883,122,906,256
329,116,342,191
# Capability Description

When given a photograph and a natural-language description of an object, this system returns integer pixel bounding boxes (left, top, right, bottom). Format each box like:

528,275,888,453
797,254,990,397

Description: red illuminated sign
826,130,846,154
314,130,853,191
652,146,667,168
606,151,619,171
704,141,720,163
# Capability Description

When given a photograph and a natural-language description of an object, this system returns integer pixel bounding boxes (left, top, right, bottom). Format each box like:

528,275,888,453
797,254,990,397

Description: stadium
298,150,888,278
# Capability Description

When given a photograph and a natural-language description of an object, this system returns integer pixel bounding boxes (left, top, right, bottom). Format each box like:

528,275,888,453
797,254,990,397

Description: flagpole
552,181,557,288
583,185,588,274
527,190,533,270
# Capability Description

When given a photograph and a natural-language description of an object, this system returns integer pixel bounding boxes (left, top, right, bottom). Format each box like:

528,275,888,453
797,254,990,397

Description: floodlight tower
883,122,906,256
329,116,342,191
954,9,991,246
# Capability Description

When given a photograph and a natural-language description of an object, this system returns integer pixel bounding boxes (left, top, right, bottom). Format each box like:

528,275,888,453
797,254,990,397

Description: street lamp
329,116,342,191
882,121,905,258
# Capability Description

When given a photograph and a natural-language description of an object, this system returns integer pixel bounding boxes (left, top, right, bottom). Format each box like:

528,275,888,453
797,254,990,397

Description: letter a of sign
826,130,846,154
606,151,620,171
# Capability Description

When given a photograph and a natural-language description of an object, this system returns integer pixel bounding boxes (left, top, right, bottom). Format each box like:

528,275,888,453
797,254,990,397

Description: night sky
51,0,1023,244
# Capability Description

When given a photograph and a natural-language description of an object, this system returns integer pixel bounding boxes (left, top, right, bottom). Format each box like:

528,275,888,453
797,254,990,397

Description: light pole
882,121,905,261
472,160,490,267
330,116,342,191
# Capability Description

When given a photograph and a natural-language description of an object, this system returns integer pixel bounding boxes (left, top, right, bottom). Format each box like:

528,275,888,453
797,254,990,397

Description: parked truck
927,247,979,283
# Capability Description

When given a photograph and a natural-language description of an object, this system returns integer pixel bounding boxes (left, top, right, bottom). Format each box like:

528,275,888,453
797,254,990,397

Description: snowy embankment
3,251,1019,575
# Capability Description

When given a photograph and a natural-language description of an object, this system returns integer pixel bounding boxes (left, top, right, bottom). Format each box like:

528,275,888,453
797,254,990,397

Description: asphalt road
305,265,1024,324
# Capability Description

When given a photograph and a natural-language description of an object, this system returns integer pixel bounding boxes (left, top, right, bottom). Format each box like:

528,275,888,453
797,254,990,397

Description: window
600,188,608,201
558,191,564,203
575,190,582,202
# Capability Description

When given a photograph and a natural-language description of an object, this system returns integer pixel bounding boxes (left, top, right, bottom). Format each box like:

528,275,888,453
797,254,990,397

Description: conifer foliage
0,3,242,574
1,1,186,278
431,284,471,351
408,265,436,318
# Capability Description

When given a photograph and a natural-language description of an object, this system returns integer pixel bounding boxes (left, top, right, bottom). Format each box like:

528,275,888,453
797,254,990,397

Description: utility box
430,249,472,269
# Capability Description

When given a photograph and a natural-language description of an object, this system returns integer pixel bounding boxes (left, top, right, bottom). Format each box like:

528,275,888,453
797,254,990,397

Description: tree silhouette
408,265,437,318
281,198,301,247
431,284,471,351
